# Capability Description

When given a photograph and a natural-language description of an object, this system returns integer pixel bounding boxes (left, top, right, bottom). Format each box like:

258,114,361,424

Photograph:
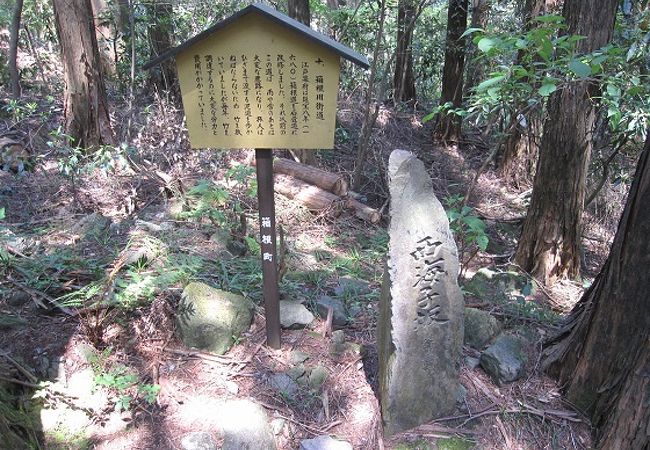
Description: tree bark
288,0,310,27
90,0,115,76
393,0,417,104
287,0,316,166
146,0,177,93
513,0,618,284
9,0,24,98
498,0,549,184
433,0,469,143
53,0,114,149
542,131,650,449
463,0,490,95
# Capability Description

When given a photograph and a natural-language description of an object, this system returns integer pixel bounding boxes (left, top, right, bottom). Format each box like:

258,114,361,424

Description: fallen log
346,197,381,224
273,158,349,196
274,174,344,214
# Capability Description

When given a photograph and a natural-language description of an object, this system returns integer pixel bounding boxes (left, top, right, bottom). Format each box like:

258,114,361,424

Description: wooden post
255,148,281,349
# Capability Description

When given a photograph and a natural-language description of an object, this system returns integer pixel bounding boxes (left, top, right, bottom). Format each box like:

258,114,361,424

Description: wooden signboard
177,14,340,149
145,3,368,349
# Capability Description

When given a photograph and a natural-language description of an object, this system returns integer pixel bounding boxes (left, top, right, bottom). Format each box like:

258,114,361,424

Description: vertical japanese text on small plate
260,215,274,264
189,51,330,146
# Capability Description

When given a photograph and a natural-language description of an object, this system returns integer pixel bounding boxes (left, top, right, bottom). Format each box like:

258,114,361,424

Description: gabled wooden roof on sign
143,3,370,70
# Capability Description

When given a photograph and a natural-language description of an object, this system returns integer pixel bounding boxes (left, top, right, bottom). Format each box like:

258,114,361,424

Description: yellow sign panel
177,14,340,149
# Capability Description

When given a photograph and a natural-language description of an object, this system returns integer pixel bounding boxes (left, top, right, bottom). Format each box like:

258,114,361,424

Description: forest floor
0,88,629,449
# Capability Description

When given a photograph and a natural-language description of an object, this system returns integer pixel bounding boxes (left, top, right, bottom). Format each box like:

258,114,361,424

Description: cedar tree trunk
393,0,417,104
498,0,550,184
514,0,618,284
434,0,469,143
288,0,310,26
288,0,315,165
542,130,650,449
463,0,490,95
53,0,114,148
9,0,24,98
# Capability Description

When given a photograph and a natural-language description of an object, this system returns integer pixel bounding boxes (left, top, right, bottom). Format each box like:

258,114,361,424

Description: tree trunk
513,0,618,284
393,0,417,104
542,130,650,449
434,0,469,143
90,0,115,76
288,0,310,26
287,0,316,166
53,0,114,148
463,0,490,95
146,0,177,93
9,0,24,98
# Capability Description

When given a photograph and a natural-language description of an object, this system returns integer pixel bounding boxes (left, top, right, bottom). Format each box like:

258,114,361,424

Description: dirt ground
0,92,624,449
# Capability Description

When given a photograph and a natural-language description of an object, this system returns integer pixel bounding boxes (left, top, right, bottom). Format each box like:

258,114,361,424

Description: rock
315,296,348,327
334,276,371,296
330,330,346,355
300,435,353,450
287,365,307,383
279,300,314,329
226,240,247,256
437,437,475,450
464,308,501,349
5,290,30,307
464,356,480,370
224,380,239,395
177,282,254,355
480,334,527,385
74,343,97,364
180,431,217,450
456,385,467,405
463,267,530,301
308,366,328,390
377,150,464,436
269,373,300,399
290,350,310,364
72,213,111,243
219,399,276,450
271,417,286,435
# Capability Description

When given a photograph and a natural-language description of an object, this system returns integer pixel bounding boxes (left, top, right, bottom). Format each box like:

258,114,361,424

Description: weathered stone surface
219,399,276,450
269,373,300,399
464,307,501,349
480,334,527,385
180,431,217,450
315,296,348,327
300,435,353,450
377,150,464,436
334,276,371,296
177,282,254,355
308,366,328,390
279,300,314,329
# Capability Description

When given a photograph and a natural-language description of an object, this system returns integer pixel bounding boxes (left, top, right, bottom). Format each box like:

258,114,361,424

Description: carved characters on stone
411,236,448,326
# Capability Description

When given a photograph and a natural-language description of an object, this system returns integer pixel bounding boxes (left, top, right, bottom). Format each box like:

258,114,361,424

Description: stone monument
377,149,464,435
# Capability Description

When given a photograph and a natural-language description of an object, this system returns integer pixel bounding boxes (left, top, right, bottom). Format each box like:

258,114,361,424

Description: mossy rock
177,282,254,355
394,440,432,450
436,437,475,450
464,308,501,349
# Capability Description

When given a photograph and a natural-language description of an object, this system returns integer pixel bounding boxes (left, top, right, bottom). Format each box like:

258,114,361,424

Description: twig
0,375,40,389
323,306,333,337
8,279,75,316
0,351,38,383
158,346,245,364
258,400,342,435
